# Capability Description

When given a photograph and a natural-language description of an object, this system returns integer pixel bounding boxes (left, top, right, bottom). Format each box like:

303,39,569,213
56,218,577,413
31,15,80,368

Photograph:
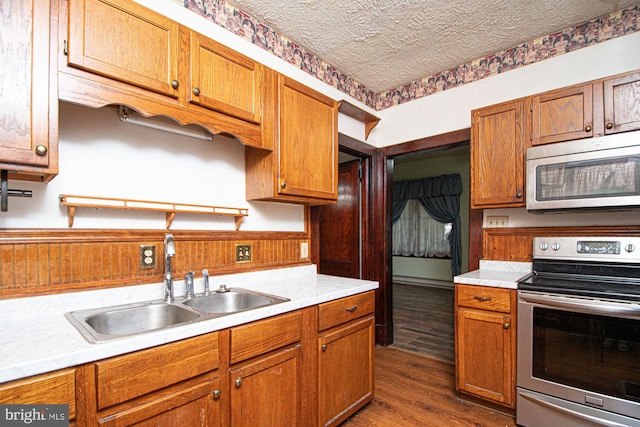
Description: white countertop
454,260,532,289
0,265,378,384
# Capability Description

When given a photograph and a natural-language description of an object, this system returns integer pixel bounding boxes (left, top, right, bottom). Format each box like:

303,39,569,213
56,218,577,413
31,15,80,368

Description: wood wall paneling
483,226,640,262
0,229,310,299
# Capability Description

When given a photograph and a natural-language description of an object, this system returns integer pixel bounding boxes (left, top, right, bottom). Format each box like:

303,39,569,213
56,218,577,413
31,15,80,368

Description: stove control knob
551,242,561,251
625,243,636,253
539,242,548,251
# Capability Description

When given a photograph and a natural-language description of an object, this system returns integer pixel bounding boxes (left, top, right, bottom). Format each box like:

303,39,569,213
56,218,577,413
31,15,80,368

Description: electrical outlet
236,244,252,263
140,245,156,269
300,242,309,259
486,216,509,227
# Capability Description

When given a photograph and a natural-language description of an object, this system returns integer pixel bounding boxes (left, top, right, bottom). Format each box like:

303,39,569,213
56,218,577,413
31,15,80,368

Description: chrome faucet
164,233,176,302
202,269,210,295
184,271,195,299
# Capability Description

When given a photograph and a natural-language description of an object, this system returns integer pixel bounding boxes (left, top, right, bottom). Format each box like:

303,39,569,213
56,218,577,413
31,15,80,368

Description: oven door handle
518,389,630,427
519,292,640,319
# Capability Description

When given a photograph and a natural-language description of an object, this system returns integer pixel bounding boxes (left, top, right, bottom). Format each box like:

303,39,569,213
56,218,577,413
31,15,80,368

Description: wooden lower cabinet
0,295,377,426
85,332,221,426
229,345,302,426
318,316,374,426
0,368,77,425
96,375,221,427
454,284,516,408
228,311,303,426
317,292,376,426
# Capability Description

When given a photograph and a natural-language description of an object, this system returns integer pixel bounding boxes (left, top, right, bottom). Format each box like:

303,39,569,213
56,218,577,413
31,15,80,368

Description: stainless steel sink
66,302,201,343
65,288,289,343
182,288,288,314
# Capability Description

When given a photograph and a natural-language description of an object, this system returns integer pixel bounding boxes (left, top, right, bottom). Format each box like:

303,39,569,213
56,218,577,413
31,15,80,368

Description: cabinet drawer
318,291,375,331
0,368,76,420
95,332,218,409
456,284,512,313
230,311,301,364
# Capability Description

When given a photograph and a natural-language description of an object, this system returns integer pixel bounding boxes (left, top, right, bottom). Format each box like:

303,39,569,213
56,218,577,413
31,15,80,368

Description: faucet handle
202,269,210,295
185,271,195,299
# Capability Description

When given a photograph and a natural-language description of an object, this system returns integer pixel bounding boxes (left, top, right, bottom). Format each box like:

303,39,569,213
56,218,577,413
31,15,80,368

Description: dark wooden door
317,160,361,278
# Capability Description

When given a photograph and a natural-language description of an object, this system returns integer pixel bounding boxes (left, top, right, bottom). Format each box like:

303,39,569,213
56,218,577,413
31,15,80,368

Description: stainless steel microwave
526,131,640,211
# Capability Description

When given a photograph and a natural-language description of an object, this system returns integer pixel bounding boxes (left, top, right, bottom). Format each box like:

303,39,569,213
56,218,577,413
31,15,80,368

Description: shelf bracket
338,101,381,141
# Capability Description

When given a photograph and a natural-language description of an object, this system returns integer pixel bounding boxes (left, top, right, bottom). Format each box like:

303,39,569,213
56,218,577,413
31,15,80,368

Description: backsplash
0,229,309,299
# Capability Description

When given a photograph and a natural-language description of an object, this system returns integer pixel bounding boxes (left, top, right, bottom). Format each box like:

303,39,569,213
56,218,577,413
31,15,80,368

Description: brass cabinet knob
281,181,286,189
321,344,327,351
503,322,510,329
193,87,201,96
585,125,592,132
606,122,614,129
516,192,522,198
235,377,242,387
34,145,47,156
171,79,179,89
213,389,221,400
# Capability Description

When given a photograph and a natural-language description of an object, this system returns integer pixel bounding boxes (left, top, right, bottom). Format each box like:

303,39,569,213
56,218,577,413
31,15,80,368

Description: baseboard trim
392,275,453,289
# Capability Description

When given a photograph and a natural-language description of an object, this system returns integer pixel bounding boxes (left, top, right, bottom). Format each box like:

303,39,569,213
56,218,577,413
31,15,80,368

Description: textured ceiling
227,0,640,93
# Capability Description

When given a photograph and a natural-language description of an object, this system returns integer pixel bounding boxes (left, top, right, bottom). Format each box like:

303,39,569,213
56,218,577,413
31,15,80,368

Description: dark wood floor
343,347,516,427
391,283,455,362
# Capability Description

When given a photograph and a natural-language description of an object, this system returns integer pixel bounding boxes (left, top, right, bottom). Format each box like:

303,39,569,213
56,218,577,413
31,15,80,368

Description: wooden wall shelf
59,195,248,230
338,100,380,141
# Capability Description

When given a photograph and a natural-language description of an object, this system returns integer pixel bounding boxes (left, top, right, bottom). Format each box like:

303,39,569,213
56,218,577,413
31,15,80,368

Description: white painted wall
0,103,304,231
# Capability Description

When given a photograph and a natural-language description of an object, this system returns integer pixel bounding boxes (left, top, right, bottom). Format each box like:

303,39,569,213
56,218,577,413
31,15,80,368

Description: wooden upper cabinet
67,0,180,98
278,77,338,201
471,99,526,208
188,32,263,124
245,73,338,204
530,84,593,145
0,0,57,180
603,71,640,135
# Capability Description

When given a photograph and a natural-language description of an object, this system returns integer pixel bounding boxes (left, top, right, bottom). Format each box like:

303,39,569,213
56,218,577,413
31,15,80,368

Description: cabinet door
603,71,640,134
471,100,525,208
455,307,514,407
67,0,180,97
188,32,263,124
278,77,338,201
318,316,374,427
230,345,301,427
98,376,221,427
530,84,593,145
0,0,54,171
0,368,76,423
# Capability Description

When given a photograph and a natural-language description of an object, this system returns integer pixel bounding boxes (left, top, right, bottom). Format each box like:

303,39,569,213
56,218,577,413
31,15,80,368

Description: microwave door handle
519,292,640,319
518,390,629,427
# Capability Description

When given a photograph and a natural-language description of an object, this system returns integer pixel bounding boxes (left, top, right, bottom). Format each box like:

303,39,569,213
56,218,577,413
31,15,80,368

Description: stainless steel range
517,236,640,427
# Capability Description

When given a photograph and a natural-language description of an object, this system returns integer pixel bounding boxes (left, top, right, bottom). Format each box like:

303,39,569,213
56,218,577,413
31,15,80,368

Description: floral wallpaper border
184,1,638,111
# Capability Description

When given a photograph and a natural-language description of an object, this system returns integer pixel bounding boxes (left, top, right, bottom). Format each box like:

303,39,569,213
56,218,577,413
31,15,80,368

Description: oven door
517,291,640,426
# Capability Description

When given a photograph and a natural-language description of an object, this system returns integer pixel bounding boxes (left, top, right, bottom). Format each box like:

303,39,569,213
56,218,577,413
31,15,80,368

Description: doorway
390,144,469,362
312,129,481,347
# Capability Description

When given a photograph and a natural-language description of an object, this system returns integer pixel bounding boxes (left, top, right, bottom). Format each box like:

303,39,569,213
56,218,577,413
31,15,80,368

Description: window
392,199,451,258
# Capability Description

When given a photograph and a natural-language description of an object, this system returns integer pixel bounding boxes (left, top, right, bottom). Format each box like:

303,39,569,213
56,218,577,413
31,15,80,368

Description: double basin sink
65,287,289,343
